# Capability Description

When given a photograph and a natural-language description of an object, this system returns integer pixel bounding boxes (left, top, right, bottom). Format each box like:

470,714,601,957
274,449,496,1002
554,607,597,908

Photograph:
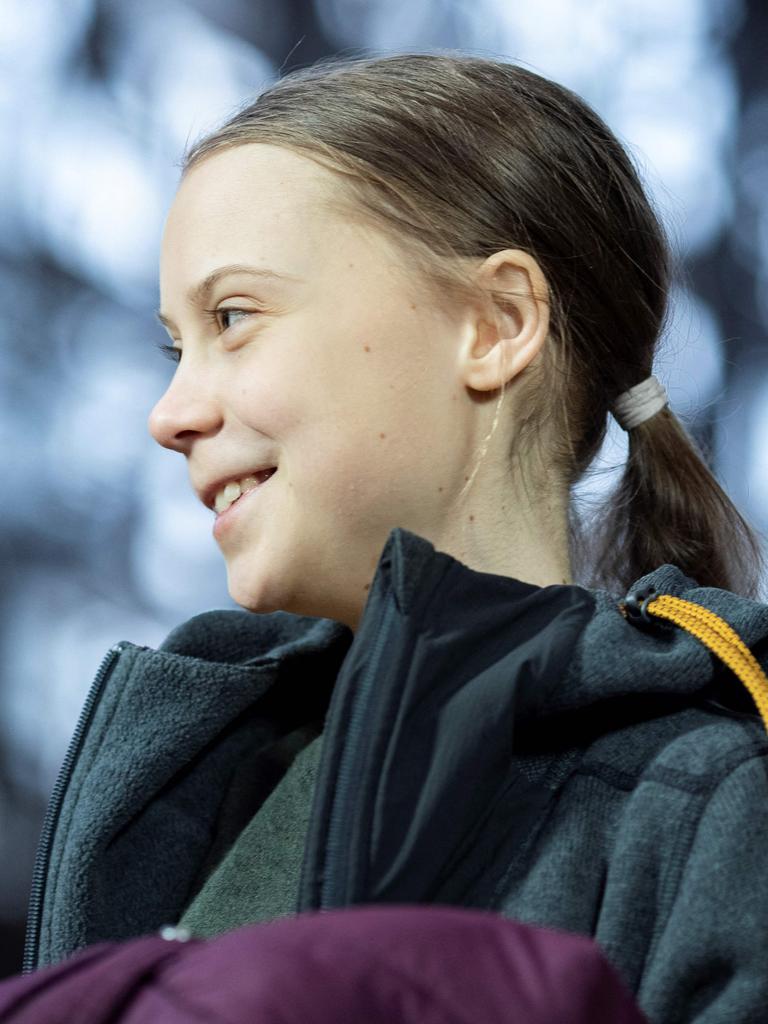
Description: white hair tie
610,374,669,431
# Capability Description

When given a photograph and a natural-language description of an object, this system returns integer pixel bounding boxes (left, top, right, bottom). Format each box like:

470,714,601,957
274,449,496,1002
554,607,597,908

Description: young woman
15,52,768,1023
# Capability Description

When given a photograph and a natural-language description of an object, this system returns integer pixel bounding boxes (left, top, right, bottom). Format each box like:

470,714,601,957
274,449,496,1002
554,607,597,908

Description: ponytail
577,406,767,599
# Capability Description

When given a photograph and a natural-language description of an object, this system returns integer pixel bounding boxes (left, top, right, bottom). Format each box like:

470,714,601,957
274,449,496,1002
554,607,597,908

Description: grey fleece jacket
23,527,768,1024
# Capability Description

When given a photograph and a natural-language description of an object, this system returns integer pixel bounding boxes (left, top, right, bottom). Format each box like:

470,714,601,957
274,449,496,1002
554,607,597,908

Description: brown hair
181,51,766,599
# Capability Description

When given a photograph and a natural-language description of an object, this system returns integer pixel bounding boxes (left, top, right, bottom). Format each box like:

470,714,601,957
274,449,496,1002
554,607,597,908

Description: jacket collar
158,526,768,729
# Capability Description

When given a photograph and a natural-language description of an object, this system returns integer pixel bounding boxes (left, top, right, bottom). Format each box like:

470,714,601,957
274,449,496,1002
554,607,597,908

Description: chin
225,561,280,615
223,536,347,622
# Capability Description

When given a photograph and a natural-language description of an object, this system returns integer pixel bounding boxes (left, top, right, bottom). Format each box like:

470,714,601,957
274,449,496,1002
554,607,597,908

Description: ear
460,249,550,393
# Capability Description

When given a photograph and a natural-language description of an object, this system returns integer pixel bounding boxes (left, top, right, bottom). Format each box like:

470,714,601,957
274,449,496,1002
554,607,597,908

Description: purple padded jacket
0,905,647,1023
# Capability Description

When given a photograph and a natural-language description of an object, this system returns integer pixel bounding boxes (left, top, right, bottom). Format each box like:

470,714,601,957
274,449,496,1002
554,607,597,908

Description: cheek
299,431,430,535
233,319,452,517
305,362,449,505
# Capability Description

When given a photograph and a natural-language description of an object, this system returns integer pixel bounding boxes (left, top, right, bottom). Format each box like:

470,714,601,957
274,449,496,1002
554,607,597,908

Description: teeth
213,470,274,514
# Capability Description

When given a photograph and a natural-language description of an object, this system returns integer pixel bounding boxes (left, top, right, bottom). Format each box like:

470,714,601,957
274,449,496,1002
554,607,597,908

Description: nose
148,361,223,453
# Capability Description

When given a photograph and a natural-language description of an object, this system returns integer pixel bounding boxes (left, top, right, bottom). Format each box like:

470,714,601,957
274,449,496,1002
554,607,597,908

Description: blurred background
1,0,766,976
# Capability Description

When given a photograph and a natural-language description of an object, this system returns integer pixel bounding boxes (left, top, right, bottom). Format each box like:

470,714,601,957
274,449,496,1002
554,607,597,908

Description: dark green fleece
178,730,324,936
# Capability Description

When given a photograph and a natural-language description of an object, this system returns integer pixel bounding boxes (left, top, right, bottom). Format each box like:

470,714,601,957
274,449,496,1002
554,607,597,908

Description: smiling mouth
213,467,277,514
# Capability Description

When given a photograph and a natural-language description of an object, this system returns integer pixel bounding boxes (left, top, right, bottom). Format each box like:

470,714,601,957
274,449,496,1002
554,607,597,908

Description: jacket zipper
320,597,394,909
22,641,131,974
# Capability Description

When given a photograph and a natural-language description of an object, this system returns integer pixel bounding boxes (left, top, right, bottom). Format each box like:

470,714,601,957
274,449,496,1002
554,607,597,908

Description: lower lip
212,470,277,542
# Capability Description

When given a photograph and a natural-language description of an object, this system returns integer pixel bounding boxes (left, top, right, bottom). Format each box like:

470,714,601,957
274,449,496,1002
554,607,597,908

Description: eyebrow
155,264,302,329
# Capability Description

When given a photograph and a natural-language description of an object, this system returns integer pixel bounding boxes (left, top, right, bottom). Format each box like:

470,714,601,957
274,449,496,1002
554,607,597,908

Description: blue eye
154,307,256,365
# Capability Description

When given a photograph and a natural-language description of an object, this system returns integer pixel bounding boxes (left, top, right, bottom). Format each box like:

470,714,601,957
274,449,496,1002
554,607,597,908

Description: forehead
172,143,337,220
160,144,340,273
159,141,422,314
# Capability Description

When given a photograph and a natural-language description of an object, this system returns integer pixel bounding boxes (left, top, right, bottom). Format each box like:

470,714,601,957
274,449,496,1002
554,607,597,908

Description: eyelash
155,307,256,364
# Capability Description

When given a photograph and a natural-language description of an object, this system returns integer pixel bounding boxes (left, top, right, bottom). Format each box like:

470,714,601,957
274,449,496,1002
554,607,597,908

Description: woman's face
150,143,496,629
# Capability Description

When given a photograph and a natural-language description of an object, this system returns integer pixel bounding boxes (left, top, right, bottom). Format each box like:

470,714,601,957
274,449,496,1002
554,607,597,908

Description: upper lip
195,464,277,512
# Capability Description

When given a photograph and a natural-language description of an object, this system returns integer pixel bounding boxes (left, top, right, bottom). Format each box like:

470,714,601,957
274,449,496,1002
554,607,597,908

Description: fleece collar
159,527,768,724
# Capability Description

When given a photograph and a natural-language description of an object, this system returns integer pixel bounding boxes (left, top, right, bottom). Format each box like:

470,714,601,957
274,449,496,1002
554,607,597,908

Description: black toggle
621,585,672,633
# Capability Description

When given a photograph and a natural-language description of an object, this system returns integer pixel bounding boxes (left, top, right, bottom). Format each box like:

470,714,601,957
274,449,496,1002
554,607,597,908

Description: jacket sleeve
637,750,768,1023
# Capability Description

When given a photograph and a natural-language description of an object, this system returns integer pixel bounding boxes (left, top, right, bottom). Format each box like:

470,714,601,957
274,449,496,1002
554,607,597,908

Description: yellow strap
619,594,768,735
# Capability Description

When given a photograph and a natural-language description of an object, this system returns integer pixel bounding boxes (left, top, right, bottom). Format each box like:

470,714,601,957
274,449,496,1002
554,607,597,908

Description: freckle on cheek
469,514,474,522
379,432,386,439
363,345,371,353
